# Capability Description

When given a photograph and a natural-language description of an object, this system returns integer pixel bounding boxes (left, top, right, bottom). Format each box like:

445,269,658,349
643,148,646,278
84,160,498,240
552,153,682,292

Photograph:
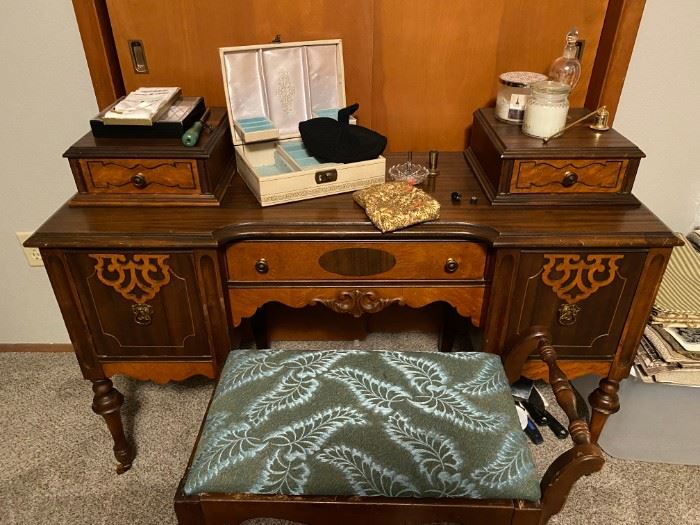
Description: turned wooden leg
587,377,620,444
91,379,134,474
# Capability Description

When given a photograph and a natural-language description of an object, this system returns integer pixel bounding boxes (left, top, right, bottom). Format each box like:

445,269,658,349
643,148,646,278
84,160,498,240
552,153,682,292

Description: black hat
299,103,387,163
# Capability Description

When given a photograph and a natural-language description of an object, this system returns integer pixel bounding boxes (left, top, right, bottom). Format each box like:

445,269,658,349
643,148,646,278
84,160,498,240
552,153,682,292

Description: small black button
451,191,462,202
469,196,478,205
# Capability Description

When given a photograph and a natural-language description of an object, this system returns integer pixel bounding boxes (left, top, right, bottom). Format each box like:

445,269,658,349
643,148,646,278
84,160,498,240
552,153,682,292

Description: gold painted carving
312,289,405,317
90,254,171,304
542,254,623,304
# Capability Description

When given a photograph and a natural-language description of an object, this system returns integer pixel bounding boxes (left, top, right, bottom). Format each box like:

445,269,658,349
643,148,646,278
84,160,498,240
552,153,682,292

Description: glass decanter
549,28,581,89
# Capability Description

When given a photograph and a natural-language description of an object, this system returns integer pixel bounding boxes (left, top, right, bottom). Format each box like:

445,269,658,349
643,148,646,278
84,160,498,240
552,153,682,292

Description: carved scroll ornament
542,254,623,305
90,254,171,304
312,289,405,317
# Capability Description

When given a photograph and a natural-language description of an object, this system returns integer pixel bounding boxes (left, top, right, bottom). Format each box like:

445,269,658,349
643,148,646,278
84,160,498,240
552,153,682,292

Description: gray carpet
1,334,699,524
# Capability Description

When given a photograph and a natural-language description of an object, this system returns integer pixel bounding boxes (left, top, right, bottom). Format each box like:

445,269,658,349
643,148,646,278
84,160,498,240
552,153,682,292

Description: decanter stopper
549,28,581,89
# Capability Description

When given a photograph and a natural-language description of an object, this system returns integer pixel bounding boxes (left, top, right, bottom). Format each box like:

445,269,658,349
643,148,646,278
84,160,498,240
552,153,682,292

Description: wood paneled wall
75,0,643,151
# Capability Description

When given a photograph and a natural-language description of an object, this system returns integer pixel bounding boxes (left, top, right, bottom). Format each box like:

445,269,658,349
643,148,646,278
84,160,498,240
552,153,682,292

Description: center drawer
225,241,487,282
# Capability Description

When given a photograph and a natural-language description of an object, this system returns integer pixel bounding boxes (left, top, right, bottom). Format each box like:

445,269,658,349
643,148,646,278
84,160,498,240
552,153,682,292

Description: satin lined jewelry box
220,39,386,206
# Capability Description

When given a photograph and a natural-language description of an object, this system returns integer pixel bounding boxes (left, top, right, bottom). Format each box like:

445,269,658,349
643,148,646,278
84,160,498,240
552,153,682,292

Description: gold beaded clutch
353,182,440,233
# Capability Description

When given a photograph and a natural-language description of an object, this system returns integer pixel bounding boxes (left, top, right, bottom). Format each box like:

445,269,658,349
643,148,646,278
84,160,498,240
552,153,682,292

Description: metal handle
255,258,269,274
131,173,147,189
444,258,459,273
562,171,578,188
128,40,149,74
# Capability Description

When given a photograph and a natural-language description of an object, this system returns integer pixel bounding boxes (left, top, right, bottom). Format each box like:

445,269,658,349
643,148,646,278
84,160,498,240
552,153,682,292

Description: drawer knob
255,258,269,274
562,171,578,188
131,173,148,189
444,258,459,273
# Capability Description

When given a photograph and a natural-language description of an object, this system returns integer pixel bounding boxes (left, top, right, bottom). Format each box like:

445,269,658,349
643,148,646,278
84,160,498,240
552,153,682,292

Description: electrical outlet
16,232,43,267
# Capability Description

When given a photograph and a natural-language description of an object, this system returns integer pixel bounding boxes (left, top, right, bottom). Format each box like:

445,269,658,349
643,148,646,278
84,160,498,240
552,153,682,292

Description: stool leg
91,379,134,474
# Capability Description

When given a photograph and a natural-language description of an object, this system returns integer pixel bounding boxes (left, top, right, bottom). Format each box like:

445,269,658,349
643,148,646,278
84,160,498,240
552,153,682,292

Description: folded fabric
353,182,440,232
299,103,387,163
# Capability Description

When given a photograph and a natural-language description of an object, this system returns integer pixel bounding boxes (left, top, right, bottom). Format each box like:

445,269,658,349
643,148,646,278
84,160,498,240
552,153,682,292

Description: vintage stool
175,327,603,525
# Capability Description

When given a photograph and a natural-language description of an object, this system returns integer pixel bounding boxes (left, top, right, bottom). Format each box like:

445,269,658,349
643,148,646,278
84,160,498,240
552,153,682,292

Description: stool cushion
183,350,540,501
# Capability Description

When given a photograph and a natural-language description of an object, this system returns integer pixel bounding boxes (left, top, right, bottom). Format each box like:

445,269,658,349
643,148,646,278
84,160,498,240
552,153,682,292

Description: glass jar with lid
521,80,571,139
495,71,548,124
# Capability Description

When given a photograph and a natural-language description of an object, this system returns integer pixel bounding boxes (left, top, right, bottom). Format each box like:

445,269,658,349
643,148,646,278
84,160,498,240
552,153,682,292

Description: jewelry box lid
220,39,347,146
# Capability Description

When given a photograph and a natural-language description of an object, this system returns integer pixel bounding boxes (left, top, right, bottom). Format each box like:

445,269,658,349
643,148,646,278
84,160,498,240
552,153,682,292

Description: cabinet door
68,251,211,358
508,250,646,359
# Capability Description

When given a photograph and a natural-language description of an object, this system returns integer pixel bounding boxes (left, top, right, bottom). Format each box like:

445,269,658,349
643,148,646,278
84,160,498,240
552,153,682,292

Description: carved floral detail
542,254,623,304
312,290,405,317
90,254,171,304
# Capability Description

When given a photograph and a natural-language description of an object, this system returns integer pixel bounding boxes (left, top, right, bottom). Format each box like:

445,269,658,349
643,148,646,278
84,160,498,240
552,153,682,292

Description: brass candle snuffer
541,106,611,144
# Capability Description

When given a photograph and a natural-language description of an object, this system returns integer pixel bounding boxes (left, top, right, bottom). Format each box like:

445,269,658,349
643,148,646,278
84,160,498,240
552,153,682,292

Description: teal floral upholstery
184,350,540,501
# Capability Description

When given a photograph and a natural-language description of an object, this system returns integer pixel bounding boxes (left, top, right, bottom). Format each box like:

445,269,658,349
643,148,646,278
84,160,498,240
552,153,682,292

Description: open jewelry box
220,39,386,206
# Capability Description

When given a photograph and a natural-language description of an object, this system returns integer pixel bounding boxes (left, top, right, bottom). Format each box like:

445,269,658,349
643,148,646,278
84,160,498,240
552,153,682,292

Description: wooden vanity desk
29,149,679,473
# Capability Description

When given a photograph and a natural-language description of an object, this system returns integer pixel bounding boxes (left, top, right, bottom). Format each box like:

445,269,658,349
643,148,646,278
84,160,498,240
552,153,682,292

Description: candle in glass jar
521,81,571,139
494,71,548,124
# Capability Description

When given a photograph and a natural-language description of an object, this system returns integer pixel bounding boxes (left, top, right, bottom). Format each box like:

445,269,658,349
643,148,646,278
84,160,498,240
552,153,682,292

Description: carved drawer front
509,251,646,358
79,158,200,194
225,241,487,282
68,251,211,358
510,159,628,194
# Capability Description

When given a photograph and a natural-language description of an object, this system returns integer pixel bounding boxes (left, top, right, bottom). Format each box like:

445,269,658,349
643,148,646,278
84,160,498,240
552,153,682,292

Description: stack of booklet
90,87,206,138
635,233,700,386
103,87,181,125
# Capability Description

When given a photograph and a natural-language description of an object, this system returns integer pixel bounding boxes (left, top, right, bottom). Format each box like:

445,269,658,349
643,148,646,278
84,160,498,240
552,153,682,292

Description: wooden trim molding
0,344,73,352
72,0,125,109
585,0,646,122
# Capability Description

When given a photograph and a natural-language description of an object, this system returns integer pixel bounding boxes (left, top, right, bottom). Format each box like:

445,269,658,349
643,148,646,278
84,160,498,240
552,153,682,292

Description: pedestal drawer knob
562,171,578,188
131,173,148,189
255,258,269,274
444,258,459,273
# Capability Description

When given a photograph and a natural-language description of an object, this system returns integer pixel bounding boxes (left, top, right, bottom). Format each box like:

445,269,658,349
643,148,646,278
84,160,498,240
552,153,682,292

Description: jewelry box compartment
220,39,385,206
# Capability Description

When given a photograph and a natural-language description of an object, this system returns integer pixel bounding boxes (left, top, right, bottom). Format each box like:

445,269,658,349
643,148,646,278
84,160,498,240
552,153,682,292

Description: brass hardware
542,106,610,144
131,303,154,326
558,304,581,326
131,173,147,189
562,171,578,188
128,40,149,74
255,258,269,274
444,258,459,273
315,169,338,184
589,106,610,131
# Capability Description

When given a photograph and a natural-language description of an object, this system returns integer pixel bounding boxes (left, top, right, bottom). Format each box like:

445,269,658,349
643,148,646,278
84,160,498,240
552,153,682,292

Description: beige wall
0,1,698,343
614,0,700,233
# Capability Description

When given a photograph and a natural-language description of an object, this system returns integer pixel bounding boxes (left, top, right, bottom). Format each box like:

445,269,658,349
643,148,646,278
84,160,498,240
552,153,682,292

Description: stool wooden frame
174,326,604,525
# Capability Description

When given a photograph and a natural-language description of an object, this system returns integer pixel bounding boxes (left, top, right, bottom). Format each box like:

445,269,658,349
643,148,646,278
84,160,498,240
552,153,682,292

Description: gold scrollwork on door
90,254,171,304
542,254,623,305
312,290,405,318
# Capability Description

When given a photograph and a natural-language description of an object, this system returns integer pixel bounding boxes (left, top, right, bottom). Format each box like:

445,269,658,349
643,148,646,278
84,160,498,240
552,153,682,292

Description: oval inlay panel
318,248,396,276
